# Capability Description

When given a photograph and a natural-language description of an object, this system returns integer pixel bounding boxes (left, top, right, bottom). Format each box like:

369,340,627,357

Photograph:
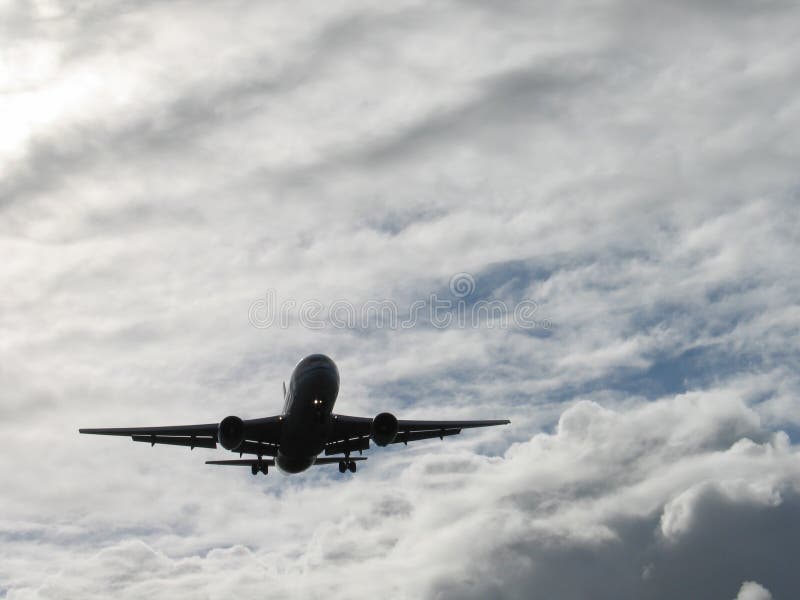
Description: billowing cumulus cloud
735,581,773,600
5,394,799,599
1,0,799,598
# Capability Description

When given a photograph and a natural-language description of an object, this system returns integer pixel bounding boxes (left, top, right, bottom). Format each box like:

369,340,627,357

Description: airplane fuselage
276,354,340,473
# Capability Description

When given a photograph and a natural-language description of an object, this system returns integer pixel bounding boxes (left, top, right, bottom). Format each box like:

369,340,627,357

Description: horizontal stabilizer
206,458,276,466
314,456,367,465
205,456,367,467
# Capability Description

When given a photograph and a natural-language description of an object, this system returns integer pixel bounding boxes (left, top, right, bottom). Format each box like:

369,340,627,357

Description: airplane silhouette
80,354,510,475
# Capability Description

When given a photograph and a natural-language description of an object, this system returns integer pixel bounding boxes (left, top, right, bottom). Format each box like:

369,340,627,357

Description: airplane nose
298,353,336,369
306,364,337,383
294,354,340,397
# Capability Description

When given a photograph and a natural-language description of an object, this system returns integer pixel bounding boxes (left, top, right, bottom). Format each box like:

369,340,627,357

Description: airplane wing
325,414,510,455
80,415,510,457
79,416,283,454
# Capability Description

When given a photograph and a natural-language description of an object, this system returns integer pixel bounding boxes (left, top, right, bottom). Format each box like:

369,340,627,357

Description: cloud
1,0,799,597
735,581,773,600
4,393,800,599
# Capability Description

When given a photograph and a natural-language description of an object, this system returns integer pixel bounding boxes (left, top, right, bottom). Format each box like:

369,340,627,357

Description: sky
1,0,799,598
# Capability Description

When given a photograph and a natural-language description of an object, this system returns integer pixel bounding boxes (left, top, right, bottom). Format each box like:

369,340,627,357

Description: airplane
80,353,510,476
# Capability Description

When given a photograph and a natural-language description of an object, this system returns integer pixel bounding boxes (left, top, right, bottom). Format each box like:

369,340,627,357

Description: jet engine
218,415,245,450
371,412,398,446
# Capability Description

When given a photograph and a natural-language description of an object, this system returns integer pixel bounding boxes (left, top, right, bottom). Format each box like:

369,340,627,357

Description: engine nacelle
218,415,245,450
371,412,398,446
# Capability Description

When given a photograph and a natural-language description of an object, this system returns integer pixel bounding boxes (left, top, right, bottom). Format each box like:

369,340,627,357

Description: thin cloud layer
1,0,799,598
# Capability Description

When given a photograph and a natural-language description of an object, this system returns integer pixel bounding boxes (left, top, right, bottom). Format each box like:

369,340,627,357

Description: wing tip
79,428,124,435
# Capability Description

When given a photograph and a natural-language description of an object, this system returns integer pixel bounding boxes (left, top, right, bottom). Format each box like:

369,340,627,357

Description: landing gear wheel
251,464,258,476
260,465,269,475
338,460,347,473
348,460,357,473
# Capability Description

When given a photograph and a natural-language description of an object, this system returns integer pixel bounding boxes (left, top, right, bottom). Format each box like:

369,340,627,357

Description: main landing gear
338,459,357,473
251,461,268,476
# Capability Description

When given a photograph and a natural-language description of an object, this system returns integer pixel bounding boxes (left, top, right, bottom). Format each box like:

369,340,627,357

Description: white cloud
4,392,800,599
735,581,773,600
1,0,799,597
